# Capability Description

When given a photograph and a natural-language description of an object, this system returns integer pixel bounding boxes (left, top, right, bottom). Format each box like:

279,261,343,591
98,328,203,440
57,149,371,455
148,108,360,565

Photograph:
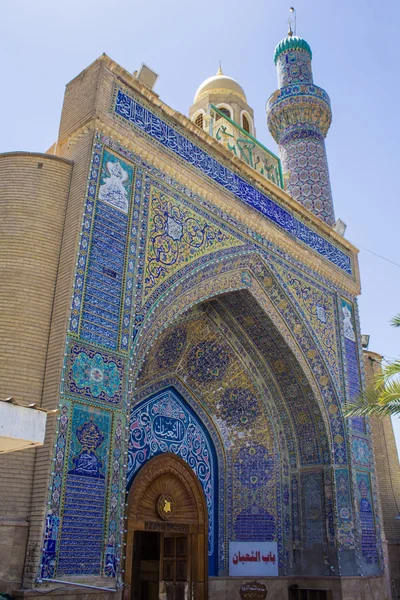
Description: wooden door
160,534,189,600
124,453,208,600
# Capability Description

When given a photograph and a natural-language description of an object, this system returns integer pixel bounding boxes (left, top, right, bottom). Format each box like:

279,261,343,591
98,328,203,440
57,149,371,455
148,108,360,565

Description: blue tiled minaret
267,33,335,226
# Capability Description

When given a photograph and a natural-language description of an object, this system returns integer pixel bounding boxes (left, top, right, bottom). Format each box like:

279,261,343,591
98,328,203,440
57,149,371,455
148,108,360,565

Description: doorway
125,453,208,600
131,531,160,600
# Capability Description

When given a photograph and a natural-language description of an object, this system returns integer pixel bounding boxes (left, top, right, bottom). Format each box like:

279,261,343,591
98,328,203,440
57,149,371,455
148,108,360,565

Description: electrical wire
350,241,400,270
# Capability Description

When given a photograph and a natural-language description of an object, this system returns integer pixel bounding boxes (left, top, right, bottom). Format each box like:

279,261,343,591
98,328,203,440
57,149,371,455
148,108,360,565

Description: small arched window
242,114,250,133
195,113,204,129
216,107,231,120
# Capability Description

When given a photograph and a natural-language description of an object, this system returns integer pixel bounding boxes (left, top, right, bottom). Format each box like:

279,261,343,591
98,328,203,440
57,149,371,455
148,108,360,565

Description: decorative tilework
113,87,351,274
120,167,142,351
324,470,335,548
134,181,249,335
234,506,276,541
340,298,365,433
143,179,243,300
45,122,381,584
40,403,70,579
41,515,60,579
334,469,355,550
219,387,260,426
236,445,274,488
57,405,112,576
134,253,346,466
219,282,329,465
104,416,123,577
187,340,229,382
352,437,372,468
267,40,335,226
276,48,313,87
69,143,102,337
301,471,324,549
156,326,187,369
271,261,340,389
268,89,331,127
243,266,348,465
342,299,356,342
291,475,300,548
50,404,69,515
280,131,334,225
69,146,134,350
65,342,124,406
208,299,298,470
133,376,226,574
356,472,378,565
274,36,312,64
80,198,130,348
58,475,106,575
68,419,105,477
135,316,280,570
127,388,218,574
98,152,133,214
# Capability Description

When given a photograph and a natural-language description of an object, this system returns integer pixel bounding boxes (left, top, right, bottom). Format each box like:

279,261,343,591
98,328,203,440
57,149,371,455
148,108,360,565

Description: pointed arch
126,385,222,575
130,251,346,467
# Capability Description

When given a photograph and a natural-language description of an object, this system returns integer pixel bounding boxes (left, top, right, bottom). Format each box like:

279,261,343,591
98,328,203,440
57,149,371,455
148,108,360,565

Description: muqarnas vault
0,29,394,600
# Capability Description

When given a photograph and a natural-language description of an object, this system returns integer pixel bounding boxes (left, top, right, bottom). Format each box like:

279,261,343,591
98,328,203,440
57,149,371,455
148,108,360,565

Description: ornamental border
112,85,352,276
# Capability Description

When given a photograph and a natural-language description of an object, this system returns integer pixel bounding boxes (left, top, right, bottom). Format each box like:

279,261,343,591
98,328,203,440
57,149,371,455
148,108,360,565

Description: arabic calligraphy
68,419,105,478
239,581,268,600
114,88,352,275
153,415,185,442
212,112,281,188
232,550,276,565
229,542,279,576
127,390,215,557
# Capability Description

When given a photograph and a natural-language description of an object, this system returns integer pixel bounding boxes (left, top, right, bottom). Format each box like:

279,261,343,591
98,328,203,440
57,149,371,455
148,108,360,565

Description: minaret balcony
266,85,332,143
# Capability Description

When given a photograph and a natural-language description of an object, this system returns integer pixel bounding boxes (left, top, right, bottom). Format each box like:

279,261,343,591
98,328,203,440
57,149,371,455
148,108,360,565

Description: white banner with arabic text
229,541,278,576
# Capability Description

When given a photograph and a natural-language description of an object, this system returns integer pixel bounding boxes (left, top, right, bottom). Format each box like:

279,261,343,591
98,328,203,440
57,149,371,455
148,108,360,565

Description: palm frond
344,377,400,418
374,360,400,388
391,313,400,328
344,387,380,417
344,311,400,419
345,398,400,418
377,381,400,405
381,360,400,378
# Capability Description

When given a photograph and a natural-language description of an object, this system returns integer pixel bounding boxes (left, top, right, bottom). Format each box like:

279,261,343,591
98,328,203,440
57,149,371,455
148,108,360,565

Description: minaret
266,27,335,226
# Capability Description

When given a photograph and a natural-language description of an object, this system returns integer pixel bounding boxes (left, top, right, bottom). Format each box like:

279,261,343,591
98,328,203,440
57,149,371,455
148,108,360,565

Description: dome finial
288,6,296,37
217,61,223,76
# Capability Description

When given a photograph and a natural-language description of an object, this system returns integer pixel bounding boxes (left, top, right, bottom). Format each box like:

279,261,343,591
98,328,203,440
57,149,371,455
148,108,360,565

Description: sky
1,0,399,449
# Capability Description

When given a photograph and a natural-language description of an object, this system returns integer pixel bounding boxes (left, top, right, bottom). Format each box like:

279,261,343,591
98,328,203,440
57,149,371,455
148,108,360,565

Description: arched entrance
125,453,208,600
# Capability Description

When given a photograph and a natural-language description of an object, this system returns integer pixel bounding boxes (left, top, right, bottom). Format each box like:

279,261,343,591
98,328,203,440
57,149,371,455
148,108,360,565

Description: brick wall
364,350,400,598
58,59,102,141
0,152,73,592
23,132,96,585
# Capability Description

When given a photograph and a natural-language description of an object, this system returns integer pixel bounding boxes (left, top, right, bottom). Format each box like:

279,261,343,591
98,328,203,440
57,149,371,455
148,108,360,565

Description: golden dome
194,66,247,103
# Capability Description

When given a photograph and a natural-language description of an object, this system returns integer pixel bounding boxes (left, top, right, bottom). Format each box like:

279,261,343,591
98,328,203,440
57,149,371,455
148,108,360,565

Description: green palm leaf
343,311,400,419
373,360,400,389
344,355,400,418
391,313,400,328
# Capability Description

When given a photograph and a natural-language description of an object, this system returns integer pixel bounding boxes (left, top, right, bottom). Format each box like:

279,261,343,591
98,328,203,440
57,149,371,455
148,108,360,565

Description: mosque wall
0,53,388,600
22,131,98,586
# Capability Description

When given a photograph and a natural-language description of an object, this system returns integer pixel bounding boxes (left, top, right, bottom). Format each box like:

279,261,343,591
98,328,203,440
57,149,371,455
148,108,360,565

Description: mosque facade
0,31,398,600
